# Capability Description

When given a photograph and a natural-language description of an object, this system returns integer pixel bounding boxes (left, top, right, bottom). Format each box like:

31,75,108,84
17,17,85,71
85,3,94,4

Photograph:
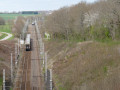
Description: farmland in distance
0,13,35,20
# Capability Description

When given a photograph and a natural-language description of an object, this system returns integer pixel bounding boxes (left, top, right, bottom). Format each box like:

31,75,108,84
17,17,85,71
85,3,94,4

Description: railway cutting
14,23,43,90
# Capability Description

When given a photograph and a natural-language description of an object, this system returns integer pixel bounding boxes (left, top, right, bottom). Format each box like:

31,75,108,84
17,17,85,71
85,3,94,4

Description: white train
32,22,35,25
25,34,31,51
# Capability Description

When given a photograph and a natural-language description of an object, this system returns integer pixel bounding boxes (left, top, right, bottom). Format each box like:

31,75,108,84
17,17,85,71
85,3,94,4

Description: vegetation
0,77,2,90
0,33,8,40
42,0,120,42
0,14,26,38
45,40,120,90
0,14,27,40
0,18,14,40
0,24,12,33
0,14,34,20
7,34,14,40
0,57,4,61
12,16,25,37
0,17,5,25
0,23,14,40
40,0,120,90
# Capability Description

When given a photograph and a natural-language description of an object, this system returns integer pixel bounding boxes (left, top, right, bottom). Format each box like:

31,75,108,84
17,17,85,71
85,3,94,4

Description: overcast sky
0,0,97,12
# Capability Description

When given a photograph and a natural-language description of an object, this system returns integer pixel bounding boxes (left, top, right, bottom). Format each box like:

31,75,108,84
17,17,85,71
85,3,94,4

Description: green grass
0,33,8,40
7,34,14,40
103,66,108,73
95,38,120,46
0,14,36,20
0,57,4,61
0,24,14,40
0,77,2,90
0,24,11,33
0,77,2,86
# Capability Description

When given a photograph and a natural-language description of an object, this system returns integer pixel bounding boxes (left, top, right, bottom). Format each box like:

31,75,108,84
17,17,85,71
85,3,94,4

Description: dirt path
0,32,12,41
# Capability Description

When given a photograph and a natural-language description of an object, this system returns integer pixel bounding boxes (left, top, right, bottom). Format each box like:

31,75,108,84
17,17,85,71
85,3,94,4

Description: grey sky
0,0,97,12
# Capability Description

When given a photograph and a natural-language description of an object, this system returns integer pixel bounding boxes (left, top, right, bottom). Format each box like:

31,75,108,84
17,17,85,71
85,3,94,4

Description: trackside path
0,32,12,41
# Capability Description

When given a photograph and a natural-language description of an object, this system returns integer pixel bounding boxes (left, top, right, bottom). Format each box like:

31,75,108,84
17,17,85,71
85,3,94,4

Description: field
0,33,8,40
0,14,35,20
0,24,14,40
0,24,11,33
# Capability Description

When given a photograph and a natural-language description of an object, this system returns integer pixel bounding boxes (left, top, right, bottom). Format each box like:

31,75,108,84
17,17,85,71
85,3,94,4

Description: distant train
32,22,35,25
25,34,31,51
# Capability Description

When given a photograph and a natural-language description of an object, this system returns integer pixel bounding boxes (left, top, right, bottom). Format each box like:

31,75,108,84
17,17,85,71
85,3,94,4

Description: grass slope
0,24,14,40
46,40,120,90
0,33,8,40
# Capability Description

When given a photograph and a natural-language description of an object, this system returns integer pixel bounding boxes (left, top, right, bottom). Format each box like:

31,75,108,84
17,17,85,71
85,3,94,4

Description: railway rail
13,24,43,90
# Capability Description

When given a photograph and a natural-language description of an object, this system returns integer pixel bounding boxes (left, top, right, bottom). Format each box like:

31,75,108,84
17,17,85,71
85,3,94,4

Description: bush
0,17,5,25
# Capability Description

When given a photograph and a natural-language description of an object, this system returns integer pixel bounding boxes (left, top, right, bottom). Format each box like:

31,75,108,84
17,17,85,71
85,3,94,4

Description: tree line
43,0,120,41
0,16,25,38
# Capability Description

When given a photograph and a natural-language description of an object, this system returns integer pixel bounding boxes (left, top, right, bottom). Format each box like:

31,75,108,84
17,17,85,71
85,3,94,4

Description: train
32,22,35,25
25,34,31,51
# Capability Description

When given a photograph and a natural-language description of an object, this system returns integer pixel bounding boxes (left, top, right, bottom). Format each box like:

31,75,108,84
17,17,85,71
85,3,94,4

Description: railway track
14,24,43,90
20,51,31,90
30,25,42,90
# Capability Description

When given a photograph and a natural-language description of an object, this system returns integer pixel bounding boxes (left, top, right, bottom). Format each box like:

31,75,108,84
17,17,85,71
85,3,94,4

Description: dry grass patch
0,41,15,76
46,41,120,90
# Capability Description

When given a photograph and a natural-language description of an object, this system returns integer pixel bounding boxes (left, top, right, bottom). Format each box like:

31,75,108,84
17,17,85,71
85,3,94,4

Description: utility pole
15,44,17,68
42,43,45,67
3,69,5,90
11,53,13,84
50,69,52,90
40,39,43,55
18,39,19,56
45,52,47,83
20,34,21,48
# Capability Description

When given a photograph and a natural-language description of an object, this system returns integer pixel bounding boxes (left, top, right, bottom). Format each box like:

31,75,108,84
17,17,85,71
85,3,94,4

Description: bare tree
0,17,5,25
42,0,120,41
13,16,25,37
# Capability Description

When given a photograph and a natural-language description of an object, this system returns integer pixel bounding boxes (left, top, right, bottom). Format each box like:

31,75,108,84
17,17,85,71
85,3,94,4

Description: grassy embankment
0,24,14,40
45,37,120,90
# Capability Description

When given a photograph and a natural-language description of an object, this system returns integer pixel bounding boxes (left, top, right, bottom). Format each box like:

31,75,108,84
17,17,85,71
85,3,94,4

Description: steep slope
0,41,15,76
45,40,120,90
